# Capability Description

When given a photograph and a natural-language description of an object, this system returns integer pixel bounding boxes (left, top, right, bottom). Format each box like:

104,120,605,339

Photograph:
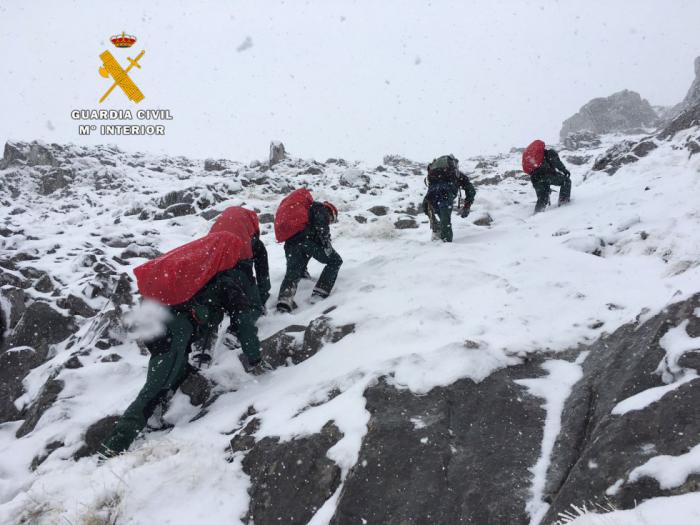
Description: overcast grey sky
1,0,698,163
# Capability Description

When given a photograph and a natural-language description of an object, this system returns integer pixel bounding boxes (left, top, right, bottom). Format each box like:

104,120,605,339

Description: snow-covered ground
0,131,698,523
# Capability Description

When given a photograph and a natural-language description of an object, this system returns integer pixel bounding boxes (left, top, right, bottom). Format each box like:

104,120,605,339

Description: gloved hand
460,206,471,218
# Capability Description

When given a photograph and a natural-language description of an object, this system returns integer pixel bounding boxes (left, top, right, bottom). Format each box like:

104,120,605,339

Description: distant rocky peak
560,89,659,142
679,56,700,112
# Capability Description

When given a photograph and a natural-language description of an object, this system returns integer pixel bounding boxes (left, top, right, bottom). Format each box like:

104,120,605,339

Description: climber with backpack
422,154,476,242
522,140,572,213
99,231,268,458
274,189,342,313
210,206,271,307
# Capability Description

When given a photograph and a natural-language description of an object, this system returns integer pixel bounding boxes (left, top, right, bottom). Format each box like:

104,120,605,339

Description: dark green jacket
172,266,263,347
250,234,271,302
543,149,570,176
288,202,333,248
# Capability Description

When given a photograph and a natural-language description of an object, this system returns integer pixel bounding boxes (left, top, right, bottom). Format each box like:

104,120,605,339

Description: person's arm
458,173,476,206
216,269,261,318
251,235,271,304
309,203,332,248
547,150,570,176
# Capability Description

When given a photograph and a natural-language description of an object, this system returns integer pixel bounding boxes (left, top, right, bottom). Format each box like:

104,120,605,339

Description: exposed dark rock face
237,295,700,524
0,347,44,423
155,203,196,220
394,218,418,229
257,316,355,369
56,294,98,318
259,324,306,368
0,286,28,329
299,316,355,365
31,440,64,470
16,378,65,438
541,293,700,523
331,361,549,525
179,370,211,406
3,301,77,353
241,422,343,525
560,90,659,140
592,137,657,175
73,415,121,459
368,205,388,216
258,212,274,224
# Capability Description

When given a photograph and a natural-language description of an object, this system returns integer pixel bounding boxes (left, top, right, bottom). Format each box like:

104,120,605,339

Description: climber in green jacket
277,201,342,313
423,154,477,242
99,265,265,458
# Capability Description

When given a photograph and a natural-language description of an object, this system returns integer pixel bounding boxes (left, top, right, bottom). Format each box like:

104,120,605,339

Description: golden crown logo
111,31,137,48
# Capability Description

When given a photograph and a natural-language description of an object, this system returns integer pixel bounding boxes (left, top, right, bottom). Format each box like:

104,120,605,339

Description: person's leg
437,205,453,242
277,240,312,311
228,309,261,364
101,315,193,455
302,240,343,297
532,177,550,213
549,172,571,204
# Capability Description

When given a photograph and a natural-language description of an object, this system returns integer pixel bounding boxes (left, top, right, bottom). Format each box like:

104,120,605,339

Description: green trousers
278,236,343,302
228,309,261,362
101,308,261,455
532,171,571,213
427,203,454,242
101,312,193,455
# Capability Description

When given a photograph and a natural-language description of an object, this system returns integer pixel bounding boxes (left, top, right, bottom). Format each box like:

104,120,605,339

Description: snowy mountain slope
0,129,698,524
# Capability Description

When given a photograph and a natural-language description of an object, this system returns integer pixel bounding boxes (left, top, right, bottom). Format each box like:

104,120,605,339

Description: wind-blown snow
0,130,699,523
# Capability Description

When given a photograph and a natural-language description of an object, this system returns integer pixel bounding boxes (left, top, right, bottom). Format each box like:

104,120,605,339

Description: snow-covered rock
560,90,660,141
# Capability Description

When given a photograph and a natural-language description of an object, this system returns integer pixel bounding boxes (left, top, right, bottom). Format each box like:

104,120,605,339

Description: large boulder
241,422,343,524
3,301,77,354
330,360,550,524
560,90,659,141
541,293,700,523
73,415,121,459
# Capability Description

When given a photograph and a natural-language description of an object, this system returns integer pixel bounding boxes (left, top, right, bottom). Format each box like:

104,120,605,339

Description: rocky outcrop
592,59,700,174
256,316,355,370
3,301,76,354
331,361,551,525
241,422,342,524
668,56,700,120
541,293,700,523
560,90,659,141
591,137,658,175
269,141,287,166
237,295,700,524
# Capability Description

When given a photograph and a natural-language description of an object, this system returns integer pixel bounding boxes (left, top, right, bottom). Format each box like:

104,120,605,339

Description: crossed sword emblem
98,50,145,103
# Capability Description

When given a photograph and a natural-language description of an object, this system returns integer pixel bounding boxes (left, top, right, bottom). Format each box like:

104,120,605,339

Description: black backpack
427,155,459,185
